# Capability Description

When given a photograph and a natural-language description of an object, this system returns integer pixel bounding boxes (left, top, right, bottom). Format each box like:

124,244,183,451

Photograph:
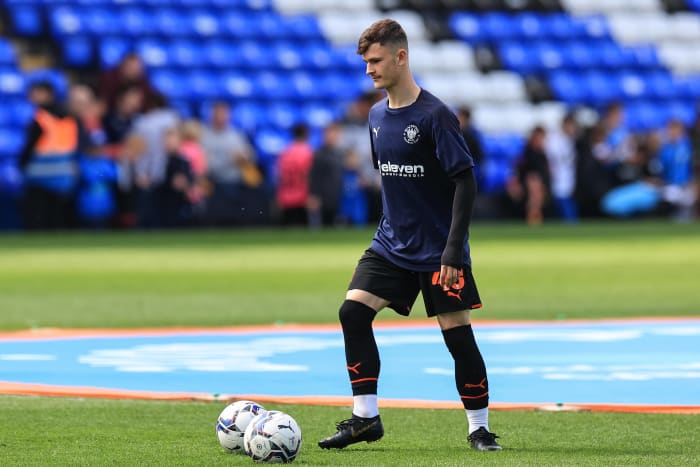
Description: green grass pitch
0,221,698,465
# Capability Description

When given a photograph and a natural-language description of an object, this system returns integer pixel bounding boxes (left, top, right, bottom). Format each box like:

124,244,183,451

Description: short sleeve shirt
368,89,474,271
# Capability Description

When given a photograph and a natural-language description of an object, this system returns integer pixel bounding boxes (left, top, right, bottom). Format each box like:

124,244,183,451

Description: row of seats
63,36,363,71
498,40,663,73
450,12,612,44
48,7,324,40
149,68,367,101
549,70,700,105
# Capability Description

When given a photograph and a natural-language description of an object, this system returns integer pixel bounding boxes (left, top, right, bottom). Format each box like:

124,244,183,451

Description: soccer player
317,19,501,452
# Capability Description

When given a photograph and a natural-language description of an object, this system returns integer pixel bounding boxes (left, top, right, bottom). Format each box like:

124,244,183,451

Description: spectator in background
689,113,700,217
507,126,551,225
103,84,143,151
655,119,696,221
128,93,180,228
201,101,258,226
98,52,161,115
339,91,383,224
161,127,194,228
179,119,208,214
67,84,106,151
545,113,579,222
102,85,144,228
596,102,635,173
457,106,484,168
18,81,82,230
308,122,345,227
276,123,313,226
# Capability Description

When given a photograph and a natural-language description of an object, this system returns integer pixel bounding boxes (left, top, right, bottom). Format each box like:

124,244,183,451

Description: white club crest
403,124,420,144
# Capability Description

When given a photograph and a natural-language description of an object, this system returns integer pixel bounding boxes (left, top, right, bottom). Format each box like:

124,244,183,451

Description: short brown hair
356,19,408,55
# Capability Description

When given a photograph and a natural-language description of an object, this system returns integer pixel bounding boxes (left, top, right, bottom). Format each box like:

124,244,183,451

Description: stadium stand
0,0,699,221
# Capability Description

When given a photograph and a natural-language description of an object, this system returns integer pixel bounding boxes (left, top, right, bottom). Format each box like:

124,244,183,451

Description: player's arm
439,167,476,290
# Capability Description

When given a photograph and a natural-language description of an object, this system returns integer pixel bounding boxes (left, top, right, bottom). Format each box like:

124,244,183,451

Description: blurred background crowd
1,0,699,231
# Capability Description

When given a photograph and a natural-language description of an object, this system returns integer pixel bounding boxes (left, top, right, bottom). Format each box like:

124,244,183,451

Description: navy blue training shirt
368,89,475,272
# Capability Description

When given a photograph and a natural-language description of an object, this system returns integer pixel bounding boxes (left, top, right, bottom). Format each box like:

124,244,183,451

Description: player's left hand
439,265,460,292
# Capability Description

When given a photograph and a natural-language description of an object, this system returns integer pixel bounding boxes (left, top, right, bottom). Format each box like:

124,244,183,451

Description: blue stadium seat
498,42,539,73
49,6,84,37
99,37,131,69
221,71,256,99
119,7,151,38
624,45,662,70
301,102,338,130
203,40,234,68
534,41,565,70
8,99,35,128
150,69,191,100
7,5,42,37
625,101,666,131
577,15,611,41
256,13,288,40
170,40,200,68
560,41,598,69
188,70,221,99
0,128,24,159
254,72,297,100
154,9,193,37
584,71,622,104
272,42,303,70
645,71,677,100
62,36,93,67
253,126,290,175
84,8,120,36
541,13,585,40
283,15,324,41
482,13,519,42
191,9,221,38
230,101,266,133
597,41,627,68
666,100,696,126
303,42,334,70
674,75,700,100
618,71,649,100
288,71,315,100
220,11,258,39
136,39,170,68
266,102,303,129
239,41,275,69
0,40,16,66
549,71,587,104
512,13,546,40
449,13,486,44
333,45,363,71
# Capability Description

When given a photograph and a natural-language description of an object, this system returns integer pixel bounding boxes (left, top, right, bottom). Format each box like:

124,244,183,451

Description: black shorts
348,249,483,317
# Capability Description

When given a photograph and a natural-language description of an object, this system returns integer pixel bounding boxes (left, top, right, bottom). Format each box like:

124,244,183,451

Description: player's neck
386,78,421,109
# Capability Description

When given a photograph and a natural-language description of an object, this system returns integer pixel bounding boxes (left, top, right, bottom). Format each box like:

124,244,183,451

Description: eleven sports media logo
376,123,426,178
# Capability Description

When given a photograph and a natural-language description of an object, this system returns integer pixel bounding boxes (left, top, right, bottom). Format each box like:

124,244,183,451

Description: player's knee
339,300,376,333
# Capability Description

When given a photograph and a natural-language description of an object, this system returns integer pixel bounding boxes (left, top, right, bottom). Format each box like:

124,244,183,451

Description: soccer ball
216,400,267,453
243,410,302,463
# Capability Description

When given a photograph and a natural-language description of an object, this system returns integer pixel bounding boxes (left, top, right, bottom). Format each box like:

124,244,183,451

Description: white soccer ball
243,410,302,463
216,400,267,453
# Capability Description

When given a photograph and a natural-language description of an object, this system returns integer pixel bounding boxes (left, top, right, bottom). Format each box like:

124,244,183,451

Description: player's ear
395,47,408,66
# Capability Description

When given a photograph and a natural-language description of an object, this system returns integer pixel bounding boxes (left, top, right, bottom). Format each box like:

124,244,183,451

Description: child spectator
161,128,194,228
276,123,313,226
507,126,551,225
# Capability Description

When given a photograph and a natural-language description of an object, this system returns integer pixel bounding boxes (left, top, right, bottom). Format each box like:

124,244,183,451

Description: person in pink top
276,123,313,226
178,119,209,207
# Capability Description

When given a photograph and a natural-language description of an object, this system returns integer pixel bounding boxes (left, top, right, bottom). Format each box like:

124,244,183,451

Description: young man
318,19,501,452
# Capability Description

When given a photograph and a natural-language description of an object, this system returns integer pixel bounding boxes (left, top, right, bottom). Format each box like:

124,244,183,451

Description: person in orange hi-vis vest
18,81,84,230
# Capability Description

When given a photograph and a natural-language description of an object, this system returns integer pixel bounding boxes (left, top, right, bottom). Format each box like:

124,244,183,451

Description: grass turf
0,221,699,330
0,222,698,465
0,396,698,466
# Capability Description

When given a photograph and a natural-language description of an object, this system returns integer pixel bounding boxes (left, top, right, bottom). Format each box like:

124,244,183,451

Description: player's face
362,42,403,90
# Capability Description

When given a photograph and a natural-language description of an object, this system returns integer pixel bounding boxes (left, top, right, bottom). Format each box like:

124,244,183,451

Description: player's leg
319,250,418,449
318,290,388,449
422,269,501,451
